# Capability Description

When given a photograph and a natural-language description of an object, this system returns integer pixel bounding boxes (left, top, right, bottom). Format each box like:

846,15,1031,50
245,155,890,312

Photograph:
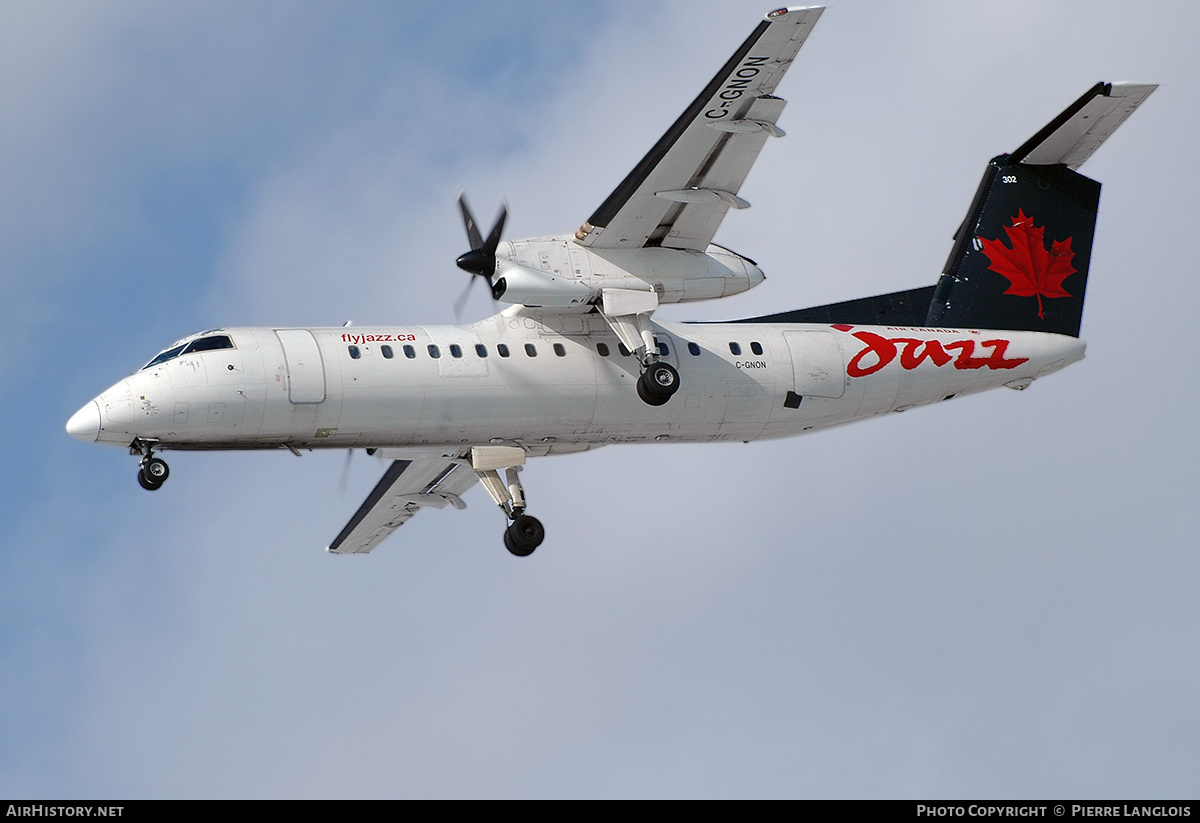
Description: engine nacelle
494,236,765,310
492,260,596,307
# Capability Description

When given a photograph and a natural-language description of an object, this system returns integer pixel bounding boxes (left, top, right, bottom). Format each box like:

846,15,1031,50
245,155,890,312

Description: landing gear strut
133,442,169,491
471,446,545,557
596,293,681,406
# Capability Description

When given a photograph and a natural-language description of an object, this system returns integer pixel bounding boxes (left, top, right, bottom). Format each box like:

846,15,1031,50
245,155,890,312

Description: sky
3,0,1198,799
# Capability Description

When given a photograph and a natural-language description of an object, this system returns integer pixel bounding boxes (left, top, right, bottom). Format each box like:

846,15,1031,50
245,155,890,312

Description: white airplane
66,6,1154,557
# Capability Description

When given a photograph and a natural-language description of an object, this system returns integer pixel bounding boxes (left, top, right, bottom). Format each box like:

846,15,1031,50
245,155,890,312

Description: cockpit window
182,335,233,354
142,334,234,370
143,344,186,370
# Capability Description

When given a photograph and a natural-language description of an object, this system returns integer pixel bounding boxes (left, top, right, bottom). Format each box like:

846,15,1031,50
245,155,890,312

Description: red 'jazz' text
842,330,1029,377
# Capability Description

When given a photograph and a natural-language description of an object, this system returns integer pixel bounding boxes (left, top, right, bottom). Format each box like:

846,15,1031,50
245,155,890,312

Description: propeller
339,448,355,495
453,194,507,320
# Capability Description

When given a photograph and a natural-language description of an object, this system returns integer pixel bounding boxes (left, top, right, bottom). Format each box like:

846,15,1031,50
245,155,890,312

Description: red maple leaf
979,208,1075,319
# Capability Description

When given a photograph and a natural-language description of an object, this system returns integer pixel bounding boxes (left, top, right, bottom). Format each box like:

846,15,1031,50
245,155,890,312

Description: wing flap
662,96,787,248
327,457,479,554
577,6,822,251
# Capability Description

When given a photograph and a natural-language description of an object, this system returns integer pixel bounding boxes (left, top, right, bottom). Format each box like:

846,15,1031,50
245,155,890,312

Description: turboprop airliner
66,7,1155,557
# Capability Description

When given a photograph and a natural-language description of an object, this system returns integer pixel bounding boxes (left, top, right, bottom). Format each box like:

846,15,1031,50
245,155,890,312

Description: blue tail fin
925,82,1155,337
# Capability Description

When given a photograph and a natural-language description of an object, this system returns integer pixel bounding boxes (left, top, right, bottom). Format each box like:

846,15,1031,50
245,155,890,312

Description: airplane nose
66,400,102,442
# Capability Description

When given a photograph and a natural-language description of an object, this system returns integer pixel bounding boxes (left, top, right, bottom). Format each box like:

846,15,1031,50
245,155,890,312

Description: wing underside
575,6,823,251
327,457,479,554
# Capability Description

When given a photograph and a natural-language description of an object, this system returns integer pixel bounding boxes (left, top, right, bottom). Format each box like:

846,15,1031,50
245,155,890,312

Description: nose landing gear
137,457,170,490
132,442,170,491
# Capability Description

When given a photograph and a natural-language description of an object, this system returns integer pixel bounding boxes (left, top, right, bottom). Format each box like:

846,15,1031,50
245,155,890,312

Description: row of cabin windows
348,338,764,361
347,342,568,360
595,340,763,357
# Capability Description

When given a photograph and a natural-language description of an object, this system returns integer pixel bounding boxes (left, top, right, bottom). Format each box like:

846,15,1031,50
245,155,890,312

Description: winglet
1010,82,1157,170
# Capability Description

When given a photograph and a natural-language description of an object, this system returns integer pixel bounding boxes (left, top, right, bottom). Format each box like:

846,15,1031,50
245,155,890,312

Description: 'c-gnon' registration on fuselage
66,7,1155,558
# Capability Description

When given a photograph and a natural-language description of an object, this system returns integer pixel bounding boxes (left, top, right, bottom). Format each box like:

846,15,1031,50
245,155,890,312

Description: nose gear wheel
133,443,170,491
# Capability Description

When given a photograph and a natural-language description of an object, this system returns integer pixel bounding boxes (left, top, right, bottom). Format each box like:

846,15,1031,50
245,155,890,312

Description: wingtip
765,5,825,21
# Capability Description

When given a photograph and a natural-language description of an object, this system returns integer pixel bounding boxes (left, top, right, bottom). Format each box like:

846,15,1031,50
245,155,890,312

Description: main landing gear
133,442,170,491
504,513,545,557
471,446,545,557
637,360,680,406
595,296,681,407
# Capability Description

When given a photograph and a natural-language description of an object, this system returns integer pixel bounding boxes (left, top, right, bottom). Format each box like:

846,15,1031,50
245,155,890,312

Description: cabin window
750,341,763,356
428,344,440,359
553,343,566,357
498,343,510,358
656,339,669,356
449,344,463,358
348,345,361,360
597,342,610,357
381,345,394,359
618,343,631,357
476,344,488,358
729,342,742,355
524,343,538,357
403,345,416,359
687,342,701,356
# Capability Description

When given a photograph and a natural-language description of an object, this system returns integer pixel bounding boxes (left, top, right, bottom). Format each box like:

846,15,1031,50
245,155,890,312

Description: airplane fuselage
75,310,1085,454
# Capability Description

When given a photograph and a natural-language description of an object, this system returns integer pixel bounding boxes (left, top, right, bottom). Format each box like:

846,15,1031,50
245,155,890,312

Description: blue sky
4,0,1199,798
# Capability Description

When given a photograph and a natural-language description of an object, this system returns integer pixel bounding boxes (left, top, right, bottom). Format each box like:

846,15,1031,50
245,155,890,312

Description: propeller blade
453,276,479,323
458,193,483,250
339,449,354,495
482,203,507,258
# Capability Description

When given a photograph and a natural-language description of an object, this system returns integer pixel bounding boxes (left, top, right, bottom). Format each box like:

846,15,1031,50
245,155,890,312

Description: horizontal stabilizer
1011,82,1157,170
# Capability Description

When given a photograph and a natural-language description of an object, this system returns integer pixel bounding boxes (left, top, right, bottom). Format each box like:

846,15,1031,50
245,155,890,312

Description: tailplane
925,82,1156,336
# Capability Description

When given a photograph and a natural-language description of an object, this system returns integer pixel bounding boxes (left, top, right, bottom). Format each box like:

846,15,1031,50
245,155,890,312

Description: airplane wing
326,456,479,554
574,6,823,251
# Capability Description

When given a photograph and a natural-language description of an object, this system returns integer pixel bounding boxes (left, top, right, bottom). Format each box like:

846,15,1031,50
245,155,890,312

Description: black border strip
327,459,412,552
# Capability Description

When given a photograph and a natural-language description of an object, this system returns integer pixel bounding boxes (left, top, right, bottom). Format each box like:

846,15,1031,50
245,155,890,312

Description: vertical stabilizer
926,82,1155,337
